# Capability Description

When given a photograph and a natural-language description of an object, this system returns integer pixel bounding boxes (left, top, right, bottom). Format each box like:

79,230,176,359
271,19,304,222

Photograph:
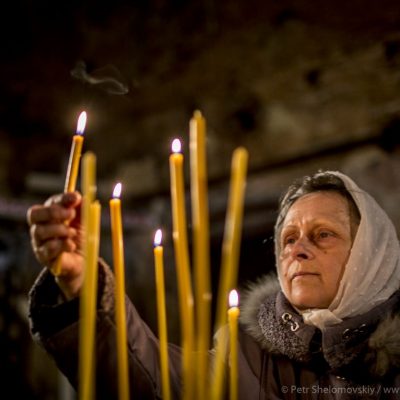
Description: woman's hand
27,192,84,300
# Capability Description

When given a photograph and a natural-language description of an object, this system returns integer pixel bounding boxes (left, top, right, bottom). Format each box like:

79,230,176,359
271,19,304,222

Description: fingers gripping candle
51,111,87,276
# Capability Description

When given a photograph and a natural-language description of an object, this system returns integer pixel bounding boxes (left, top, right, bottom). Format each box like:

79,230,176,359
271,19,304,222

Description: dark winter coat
29,263,400,399
239,275,400,399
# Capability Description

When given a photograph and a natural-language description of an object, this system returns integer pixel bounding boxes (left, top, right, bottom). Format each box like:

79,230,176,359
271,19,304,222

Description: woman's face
279,191,353,310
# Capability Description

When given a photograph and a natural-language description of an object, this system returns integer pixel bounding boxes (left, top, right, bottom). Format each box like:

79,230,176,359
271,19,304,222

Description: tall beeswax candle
110,183,130,400
189,111,211,399
169,138,195,400
154,229,171,400
51,111,87,276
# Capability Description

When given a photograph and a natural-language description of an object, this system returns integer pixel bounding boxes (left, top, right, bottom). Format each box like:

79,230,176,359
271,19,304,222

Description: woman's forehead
282,191,351,225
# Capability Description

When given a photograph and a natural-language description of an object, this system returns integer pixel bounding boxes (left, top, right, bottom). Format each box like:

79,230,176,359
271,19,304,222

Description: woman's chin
290,294,330,311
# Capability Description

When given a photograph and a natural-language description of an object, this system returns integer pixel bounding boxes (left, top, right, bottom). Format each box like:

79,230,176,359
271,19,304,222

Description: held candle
51,111,87,276
153,229,171,400
110,183,130,400
65,111,87,192
169,138,195,400
228,290,240,400
189,110,211,399
212,147,248,400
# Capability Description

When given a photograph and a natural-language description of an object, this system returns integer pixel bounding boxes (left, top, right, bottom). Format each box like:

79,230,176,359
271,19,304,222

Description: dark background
1,0,400,398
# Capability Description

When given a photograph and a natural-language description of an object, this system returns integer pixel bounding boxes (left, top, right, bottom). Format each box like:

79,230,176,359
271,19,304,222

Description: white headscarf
278,171,400,330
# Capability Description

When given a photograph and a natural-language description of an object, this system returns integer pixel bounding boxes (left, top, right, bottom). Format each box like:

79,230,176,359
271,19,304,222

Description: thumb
61,191,82,208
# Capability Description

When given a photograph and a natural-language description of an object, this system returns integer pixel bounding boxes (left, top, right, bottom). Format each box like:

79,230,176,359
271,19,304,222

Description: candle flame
171,138,181,153
76,111,87,135
154,229,162,246
113,182,122,198
229,289,239,308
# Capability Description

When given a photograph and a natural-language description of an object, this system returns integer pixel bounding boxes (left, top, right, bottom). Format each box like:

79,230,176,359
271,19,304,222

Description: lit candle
65,111,87,192
169,138,195,400
51,111,87,276
228,289,240,400
189,110,211,398
109,183,130,400
79,152,101,400
212,147,248,400
153,229,171,400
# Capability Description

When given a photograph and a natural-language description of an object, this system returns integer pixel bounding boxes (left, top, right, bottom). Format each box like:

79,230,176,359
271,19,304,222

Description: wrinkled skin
27,191,84,300
278,191,353,310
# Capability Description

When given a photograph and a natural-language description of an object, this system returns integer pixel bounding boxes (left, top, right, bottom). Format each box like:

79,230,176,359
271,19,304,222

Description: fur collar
240,274,400,378
239,274,283,352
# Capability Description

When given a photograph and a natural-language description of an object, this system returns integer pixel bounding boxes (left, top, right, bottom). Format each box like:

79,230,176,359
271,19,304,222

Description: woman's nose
290,237,313,261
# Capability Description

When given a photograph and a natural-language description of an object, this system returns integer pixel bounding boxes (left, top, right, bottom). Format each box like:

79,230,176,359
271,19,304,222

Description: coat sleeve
28,259,182,400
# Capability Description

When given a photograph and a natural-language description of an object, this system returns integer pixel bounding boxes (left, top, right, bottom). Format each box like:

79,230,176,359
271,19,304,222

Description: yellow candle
51,111,87,276
228,290,240,400
153,229,171,400
65,111,87,192
189,110,211,398
212,147,248,400
169,138,195,400
79,152,101,400
110,183,130,400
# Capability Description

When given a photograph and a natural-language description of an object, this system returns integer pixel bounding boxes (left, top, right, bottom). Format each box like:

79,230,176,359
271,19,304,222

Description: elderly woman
27,170,400,399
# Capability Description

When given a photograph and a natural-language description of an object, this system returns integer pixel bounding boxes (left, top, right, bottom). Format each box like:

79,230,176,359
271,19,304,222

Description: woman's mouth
292,272,319,281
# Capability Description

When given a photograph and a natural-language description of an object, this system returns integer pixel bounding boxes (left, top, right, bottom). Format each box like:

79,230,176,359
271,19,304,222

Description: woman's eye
317,231,332,239
284,236,296,245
